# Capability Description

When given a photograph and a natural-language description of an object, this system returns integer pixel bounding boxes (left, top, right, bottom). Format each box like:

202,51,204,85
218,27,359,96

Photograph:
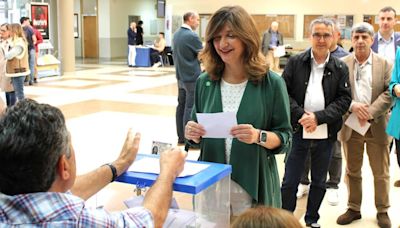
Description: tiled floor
6,59,399,227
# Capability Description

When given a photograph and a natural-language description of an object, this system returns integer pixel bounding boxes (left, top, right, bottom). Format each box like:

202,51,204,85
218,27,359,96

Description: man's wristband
102,163,118,182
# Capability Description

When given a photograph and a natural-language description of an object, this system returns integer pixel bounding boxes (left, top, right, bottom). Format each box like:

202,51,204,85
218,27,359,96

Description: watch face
260,131,267,143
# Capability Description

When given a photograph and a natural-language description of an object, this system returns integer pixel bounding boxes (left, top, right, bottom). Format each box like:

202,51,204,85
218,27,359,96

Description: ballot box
117,154,232,227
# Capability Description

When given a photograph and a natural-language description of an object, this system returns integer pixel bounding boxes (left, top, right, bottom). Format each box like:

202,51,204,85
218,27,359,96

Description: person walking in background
387,48,400,188
127,22,137,67
173,11,202,145
297,18,350,206
0,23,16,107
4,23,30,102
136,20,144,46
261,21,284,72
337,22,393,228
20,17,36,86
185,5,291,215
280,18,351,227
30,21,43,84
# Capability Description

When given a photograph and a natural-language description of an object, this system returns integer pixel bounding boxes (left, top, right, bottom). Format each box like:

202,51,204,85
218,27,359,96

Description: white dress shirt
304,51,329,112
353,53,373,105
377,32,395,63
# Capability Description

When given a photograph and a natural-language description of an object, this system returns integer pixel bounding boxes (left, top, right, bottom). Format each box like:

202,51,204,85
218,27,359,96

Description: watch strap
103,163,118,182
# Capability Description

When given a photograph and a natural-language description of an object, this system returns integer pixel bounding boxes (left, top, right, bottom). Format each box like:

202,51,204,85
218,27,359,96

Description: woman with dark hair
136,20,144,45
185,5,291,215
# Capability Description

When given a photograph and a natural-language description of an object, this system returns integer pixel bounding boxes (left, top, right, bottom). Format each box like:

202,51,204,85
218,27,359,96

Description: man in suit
281,18,351,227
371,6,400,189
173,11,203,145
261,21,284,72
371,6,400,62
337,22,393,228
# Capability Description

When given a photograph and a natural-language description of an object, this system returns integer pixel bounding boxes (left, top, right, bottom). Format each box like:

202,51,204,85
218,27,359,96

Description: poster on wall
31,3,49,39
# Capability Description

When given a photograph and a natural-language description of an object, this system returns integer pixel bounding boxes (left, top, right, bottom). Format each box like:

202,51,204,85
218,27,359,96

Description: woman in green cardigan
185,5,292,215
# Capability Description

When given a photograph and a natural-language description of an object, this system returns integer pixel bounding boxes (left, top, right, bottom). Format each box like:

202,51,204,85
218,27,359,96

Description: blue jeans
176,80,196,142
11,76,25,101
28,48,36,83
5,91,16,106
281,131,333,224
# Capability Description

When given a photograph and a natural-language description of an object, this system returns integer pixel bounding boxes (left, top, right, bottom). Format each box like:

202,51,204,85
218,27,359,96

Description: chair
159,50,170,67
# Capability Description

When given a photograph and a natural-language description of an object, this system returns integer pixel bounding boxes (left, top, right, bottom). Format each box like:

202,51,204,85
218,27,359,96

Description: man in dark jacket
281,18,351,226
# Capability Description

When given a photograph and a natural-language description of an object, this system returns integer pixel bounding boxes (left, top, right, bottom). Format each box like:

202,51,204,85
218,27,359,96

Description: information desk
117,154,232,227
135,46,151,67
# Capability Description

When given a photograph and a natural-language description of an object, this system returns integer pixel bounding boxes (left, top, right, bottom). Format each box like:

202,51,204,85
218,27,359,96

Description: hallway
15,59,400,227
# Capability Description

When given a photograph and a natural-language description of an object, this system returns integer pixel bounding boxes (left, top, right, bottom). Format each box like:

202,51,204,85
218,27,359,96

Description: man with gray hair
261,21,284,72
281,18,351,226
297,18,350,206
337,22,393,228
173,11,203,145
0,99,187,227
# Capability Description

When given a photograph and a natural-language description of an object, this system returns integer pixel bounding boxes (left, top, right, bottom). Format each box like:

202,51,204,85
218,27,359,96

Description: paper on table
344,112,371,136
128,157,209,177
303,123,328,139
196,112,237,138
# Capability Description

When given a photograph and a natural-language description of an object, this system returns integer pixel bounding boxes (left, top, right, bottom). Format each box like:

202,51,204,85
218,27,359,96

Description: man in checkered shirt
0,99,186,227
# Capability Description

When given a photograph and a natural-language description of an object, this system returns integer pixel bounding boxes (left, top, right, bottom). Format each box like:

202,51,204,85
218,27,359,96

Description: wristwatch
259,130,268,144
102,163,118,182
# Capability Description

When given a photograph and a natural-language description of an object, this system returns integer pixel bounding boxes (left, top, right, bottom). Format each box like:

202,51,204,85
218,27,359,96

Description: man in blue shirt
261,21,284,72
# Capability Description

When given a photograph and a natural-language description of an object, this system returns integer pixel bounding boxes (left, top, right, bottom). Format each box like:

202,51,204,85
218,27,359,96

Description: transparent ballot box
117,154,232,228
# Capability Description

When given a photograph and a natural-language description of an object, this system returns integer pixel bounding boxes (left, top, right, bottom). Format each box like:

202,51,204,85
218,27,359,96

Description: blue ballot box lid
116,154,232,194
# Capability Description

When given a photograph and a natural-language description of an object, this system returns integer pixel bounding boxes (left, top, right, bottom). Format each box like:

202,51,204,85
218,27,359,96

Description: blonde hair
231,207,303,228
9,23,27,43
199,5,267,83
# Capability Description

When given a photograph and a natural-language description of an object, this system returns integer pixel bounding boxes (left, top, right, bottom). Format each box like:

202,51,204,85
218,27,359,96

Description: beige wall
168,0,400,49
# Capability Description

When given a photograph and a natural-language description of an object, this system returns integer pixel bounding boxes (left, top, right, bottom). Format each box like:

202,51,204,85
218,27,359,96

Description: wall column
57,0,75,74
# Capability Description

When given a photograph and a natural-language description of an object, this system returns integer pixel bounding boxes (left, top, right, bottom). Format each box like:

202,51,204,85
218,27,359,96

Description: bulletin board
303,14,354,39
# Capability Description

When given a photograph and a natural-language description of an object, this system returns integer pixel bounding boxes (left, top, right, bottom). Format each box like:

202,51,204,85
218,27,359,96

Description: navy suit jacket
371,32,400,56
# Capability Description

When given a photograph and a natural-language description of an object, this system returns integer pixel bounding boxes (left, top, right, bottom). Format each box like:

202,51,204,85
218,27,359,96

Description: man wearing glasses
281,18,351,227
337,22,393,228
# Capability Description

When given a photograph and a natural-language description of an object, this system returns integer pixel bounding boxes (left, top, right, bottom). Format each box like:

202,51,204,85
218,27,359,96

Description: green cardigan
190,71,292,207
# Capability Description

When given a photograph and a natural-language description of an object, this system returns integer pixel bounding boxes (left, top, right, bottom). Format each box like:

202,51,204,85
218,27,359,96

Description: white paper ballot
274,45,286,58
303,123,328,139
128,157,209,177
344,112,371,136
196,112,237,138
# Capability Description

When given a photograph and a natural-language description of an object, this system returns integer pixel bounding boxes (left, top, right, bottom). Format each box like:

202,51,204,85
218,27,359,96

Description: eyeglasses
312,33,332,40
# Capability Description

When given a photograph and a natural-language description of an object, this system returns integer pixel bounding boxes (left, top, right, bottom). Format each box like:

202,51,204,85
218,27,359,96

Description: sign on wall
31,3,49,39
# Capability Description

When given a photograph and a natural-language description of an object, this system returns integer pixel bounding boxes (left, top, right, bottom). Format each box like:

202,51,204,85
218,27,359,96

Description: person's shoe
377,212,391,228
33,78,38,83
296,184,310,198
327,188,339,206
394,180,400,187
337,209,361,225
28,81,33,86
152,62,162,68
306,223,321,227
